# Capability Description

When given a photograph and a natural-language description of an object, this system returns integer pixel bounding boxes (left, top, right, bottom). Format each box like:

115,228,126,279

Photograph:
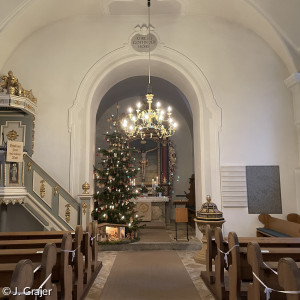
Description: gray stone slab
246,166,282,214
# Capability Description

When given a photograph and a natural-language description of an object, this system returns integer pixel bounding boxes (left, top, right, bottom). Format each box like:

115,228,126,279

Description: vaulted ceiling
0,0,299,71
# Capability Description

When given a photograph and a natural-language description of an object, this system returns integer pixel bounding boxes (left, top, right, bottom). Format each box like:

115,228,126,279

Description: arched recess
69,44,222,210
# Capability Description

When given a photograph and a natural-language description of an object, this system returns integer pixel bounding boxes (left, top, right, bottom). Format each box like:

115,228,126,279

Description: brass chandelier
122,0,178,140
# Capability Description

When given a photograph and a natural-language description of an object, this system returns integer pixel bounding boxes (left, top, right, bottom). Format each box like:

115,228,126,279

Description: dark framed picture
9,162,19,185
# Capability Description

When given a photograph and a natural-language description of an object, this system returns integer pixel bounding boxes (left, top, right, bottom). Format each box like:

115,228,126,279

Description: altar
132,196,170,227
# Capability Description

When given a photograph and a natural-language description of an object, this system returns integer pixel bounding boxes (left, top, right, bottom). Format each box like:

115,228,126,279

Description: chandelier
122,0,178,140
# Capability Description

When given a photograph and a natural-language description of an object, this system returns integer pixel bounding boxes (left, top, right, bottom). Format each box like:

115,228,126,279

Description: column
285,73,300,212
78,182,93,229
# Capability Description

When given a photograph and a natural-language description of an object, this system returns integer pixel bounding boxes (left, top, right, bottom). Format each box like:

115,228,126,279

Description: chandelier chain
148,0,151,85
122,0,178,140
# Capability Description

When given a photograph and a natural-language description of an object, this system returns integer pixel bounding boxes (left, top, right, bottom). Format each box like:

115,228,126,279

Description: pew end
278,258,300,300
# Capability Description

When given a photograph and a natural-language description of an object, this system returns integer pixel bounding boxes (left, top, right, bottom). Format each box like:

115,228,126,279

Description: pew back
258,214,300,237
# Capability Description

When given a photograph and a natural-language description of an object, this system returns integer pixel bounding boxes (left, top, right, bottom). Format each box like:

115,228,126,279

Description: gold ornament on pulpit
65,204,71,223
0,70,37,104
82,182,90,194
40,180,46,198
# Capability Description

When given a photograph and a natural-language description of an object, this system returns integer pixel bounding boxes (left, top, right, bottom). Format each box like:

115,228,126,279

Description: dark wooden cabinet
185,174,195,228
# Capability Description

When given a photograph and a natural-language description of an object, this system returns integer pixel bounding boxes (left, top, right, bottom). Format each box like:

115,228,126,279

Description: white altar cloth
131,196,170,223
132,196,169,203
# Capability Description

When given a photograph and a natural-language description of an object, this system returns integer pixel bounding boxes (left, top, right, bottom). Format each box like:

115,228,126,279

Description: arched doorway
69,46,222,237
95,75,194,221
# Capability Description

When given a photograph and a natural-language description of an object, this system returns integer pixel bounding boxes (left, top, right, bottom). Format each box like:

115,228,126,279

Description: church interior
1,0,300,299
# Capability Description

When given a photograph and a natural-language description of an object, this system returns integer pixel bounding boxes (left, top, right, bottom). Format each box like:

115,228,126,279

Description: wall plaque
246,166,282,214
6,141,23,162
131,33,157,52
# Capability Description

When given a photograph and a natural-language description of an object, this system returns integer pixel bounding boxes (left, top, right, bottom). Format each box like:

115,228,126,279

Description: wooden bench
247,242,300,300
202,225,300,300
0,222,101,300
0,232,73,299
0,259,34,300
228,233,300,300
287,213,300,224
278,258,300,300
0,243,58,300
257,213,300,237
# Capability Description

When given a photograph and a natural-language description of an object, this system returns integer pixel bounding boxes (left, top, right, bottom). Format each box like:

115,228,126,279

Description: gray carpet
138,228,172,242
100,251,201,300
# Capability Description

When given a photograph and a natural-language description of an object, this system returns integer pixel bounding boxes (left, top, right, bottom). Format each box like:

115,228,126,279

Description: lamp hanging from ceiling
122,0,178,140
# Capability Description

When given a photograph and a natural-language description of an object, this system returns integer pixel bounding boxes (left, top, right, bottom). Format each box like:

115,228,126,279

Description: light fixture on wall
122,0,178,140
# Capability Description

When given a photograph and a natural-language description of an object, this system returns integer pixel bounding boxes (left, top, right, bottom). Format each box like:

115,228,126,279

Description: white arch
69,44,222,209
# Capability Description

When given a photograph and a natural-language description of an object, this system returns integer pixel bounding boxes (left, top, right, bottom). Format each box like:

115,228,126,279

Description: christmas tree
92,115,142,235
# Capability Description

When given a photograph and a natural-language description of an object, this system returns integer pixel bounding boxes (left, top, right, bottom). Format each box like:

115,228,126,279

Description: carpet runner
100,250,201,300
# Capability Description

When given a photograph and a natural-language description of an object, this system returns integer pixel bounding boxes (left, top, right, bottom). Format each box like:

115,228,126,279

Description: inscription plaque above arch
131,33,157,52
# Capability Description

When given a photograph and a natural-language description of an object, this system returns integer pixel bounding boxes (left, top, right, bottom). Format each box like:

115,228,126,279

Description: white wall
1,14,298,236
6,205,44,232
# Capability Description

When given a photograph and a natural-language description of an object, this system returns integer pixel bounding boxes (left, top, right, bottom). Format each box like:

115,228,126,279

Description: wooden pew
56,232,73,300
38,243,58,300
214,227,228,300
0,224,101,300
287,213,300,224
228,233,300,300
73,225,83,300
91,221,101,273
0,243,58,299
246,242,300,300
203,225,300,300
84,223,92,284
0,259,34,300
204,224,300,280
201,225,215,286
257,214,300,237
227,232,251,300
0,234,72,299
278,258,300,300
0,229,82,300
10,259,34,300
0,231,72,241
0,222,100,277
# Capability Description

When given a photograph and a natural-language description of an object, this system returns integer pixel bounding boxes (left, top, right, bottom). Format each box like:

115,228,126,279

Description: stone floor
86,225,215,299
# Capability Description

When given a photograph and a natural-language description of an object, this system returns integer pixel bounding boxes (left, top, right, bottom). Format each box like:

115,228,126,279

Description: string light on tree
92,113,143,237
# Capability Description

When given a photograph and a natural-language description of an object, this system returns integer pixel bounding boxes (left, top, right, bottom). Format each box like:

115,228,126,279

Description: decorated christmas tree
92,115,142,235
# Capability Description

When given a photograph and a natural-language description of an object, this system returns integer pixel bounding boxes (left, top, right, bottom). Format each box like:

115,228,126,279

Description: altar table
131,196,170,227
